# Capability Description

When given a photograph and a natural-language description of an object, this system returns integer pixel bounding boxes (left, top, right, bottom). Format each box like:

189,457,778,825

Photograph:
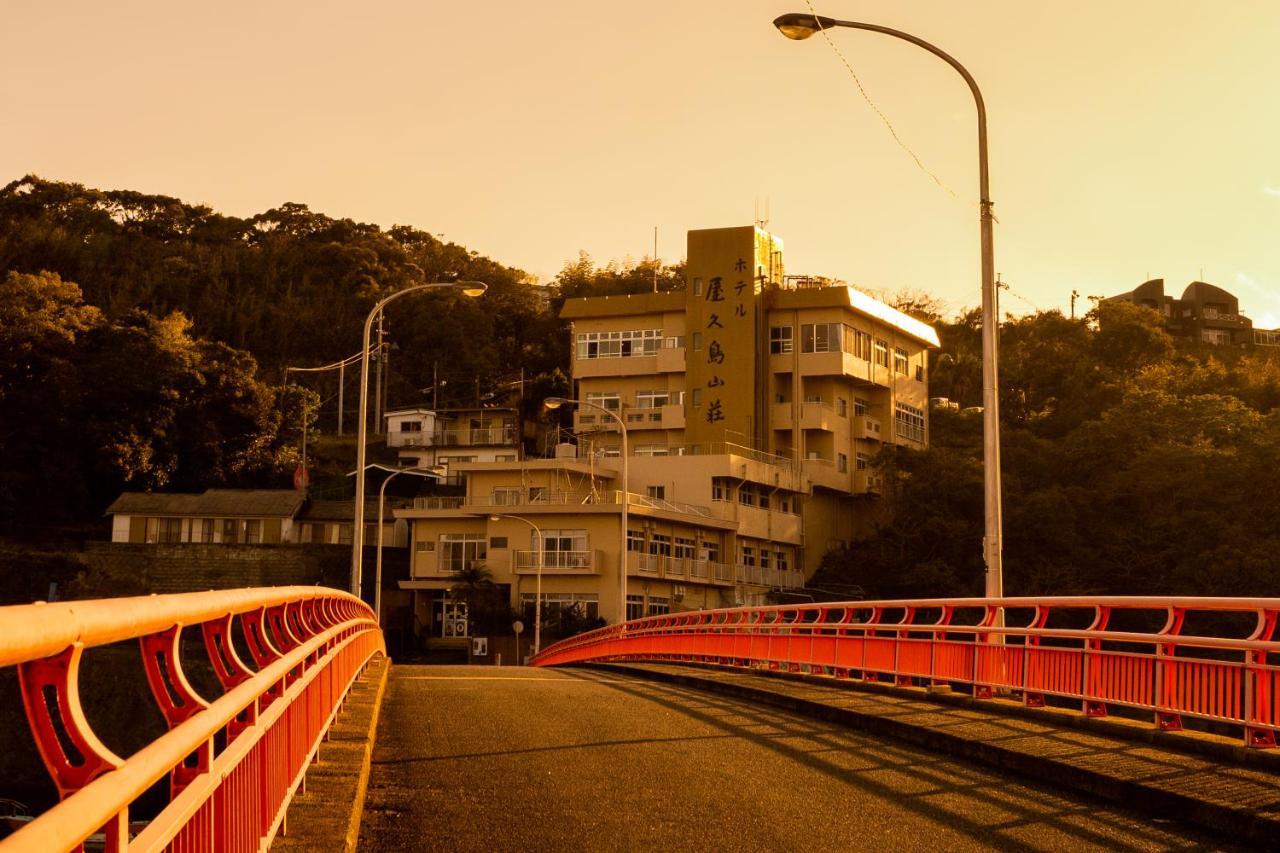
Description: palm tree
449,562,497,634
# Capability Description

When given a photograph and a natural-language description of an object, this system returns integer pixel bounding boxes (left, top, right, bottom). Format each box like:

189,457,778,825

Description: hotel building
397,226,939,638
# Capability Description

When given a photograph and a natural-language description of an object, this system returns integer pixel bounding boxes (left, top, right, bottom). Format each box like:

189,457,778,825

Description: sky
4,1,1279,325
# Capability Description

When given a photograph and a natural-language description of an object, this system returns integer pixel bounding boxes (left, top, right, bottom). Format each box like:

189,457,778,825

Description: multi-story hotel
397,226,939,640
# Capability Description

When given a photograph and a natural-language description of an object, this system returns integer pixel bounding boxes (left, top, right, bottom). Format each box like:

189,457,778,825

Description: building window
626,594,645,621
337,523,353,546
894,347,909,375
770,326,793,354
846,327,872,360
439,534,487,572
856,452,870,471
627,529,645,552
414,540,430,552
777,550,790,573
711,478,728,501
222,519,239,543
837,453,848,473
674,537,696,559
836,397,848,417
895,403,926,443
692,332,703,351
635,390,670,409
495,454,517,462
759,549,771,570
693,278,702,296
576,329,662,360
399,421,423,432
700,540,721,563
741,545,756,567
647,596,670,616
854,397,870,416
800,323,842,353
244,519,263,544
915,364,925,382
648,533,672,557
489,536,508,549
585,391,621,411
194,518,214,543
874,339,889,367
146,517,184,544
646,485,666,500
738,486,755,506
691,388,702,407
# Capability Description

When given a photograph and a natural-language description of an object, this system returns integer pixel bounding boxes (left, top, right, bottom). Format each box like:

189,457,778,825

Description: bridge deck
358,665,1227,851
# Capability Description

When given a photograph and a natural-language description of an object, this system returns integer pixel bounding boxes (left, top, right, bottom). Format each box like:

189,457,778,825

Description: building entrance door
434,599,469,638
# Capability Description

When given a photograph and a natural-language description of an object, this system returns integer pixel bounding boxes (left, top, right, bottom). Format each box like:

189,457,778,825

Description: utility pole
337,361,345,436
1070,290,1080,320
373,312,385,434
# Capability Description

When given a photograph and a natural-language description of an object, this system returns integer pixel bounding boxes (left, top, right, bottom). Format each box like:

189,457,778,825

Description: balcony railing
434,427,517,446
412,496,465,510
513,550,597,573
629,553,734,584
734,564,805,590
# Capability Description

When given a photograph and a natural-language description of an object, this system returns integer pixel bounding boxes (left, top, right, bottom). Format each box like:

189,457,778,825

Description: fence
0,587,384,851
532,596,1280,748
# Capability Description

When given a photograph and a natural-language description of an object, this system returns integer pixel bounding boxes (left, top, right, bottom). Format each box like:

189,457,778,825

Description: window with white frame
854,397,870,416
874,339,889,367
646,485,666,500
439,533,487,572
856,452,870,471
635,390,670,409
837,452,848,473
674,537,696,559
647,596,670,616
585,391,621,411
800,323,842,353
576,329,662,359
895,403,926,442
894,347,909,375
626,594,645,621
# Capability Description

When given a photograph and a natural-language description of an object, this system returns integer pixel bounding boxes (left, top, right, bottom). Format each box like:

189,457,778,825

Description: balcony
623,407,668,429
769,402,793,430
735,564,805,590
387,430,431,448
434,427,516,447
799,401,842,432
573,354,659,378
803,456,851,492
727,503,804,544
656,346,686,374
513,550,599,575
853,469,884,495
411,496,465,510
851,415,883,441
628,553,734,585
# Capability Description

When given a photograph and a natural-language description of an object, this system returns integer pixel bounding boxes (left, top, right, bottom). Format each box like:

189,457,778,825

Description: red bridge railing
533,596,1280,748
0,587,384,851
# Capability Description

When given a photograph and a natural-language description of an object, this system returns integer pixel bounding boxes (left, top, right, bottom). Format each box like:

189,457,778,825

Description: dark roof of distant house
298,500,407,522
106,489,306,518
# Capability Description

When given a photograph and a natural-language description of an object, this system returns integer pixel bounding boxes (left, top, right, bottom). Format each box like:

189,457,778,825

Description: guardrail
532,596,1280,748
0,587,384,851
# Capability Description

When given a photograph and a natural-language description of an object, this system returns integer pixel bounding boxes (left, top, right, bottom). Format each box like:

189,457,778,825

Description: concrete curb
344,655,390,853
590,662,1280,848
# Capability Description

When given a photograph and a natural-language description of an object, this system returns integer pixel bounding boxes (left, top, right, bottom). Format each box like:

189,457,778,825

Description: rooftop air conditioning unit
554,442,578,459
672,584,686,600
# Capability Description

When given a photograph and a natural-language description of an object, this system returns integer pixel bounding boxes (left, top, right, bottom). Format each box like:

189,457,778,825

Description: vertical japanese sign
684,227,781,447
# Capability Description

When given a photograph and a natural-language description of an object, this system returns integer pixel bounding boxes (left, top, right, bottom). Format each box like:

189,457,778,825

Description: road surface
358,665,1229,852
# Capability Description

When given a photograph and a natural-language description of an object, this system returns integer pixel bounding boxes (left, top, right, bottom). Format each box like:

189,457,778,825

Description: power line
804,0,962,203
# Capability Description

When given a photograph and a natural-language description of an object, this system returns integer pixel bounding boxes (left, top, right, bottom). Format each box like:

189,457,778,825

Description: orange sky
4,1,1279,326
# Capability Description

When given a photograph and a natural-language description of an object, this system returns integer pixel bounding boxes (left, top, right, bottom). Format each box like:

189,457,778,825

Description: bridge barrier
533,596,1280,748
0,586,384,852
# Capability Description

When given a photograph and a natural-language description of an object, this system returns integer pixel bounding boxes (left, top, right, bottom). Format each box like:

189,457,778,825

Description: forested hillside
818,300,1280,598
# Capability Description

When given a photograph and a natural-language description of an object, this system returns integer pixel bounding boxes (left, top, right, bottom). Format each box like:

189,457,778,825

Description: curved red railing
533,596,1280,748
0,587,384,851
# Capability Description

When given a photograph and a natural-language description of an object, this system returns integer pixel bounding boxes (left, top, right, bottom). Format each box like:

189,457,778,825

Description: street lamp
544,396,630,624
773,12,1005,600
351,280,487,598
489,513,544,657
375,464,446,624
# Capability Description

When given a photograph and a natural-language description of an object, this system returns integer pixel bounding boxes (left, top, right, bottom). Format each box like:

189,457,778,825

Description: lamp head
772,12,835,40
456,281,488,298
489,515,501,523
543,396,568,411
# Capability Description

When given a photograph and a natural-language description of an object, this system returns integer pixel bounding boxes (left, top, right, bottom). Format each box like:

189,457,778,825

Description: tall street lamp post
351,281,487,598
374,464,446,625
543,396,630,624
773,12,1004,599
489,513,544,657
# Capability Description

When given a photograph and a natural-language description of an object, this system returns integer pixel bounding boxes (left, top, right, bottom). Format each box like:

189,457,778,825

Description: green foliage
816,308,1280,599
0,271,308,527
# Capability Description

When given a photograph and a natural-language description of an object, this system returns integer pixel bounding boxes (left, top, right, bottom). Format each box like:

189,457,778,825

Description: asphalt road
358,665,1230,852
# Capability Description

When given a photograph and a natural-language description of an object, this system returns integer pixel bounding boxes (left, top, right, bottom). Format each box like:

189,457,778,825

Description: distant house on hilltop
1103,278,1278,347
